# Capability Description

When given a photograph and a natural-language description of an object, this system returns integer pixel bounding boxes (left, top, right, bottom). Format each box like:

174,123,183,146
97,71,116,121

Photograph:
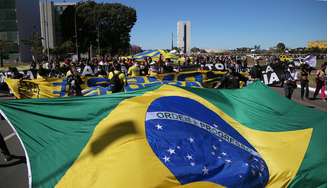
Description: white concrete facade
185,20,191,54
39,0,55,49
177,21,184,50
177,20,191,54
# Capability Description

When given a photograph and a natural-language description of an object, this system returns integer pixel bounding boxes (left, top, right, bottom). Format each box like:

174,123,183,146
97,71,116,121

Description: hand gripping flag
0,81,325,188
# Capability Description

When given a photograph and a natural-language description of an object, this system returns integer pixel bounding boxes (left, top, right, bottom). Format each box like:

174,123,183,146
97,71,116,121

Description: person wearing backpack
109,63,126,93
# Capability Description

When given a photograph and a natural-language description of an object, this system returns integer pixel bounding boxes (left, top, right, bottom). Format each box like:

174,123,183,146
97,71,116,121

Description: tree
60,40,75,54
130,44,142,55
60,6,76,43
236,47,251,53
61,1,137,56
96,3,137,55
191,47,200,53
51,40,75,57
191,47,207,54
276,42,286,53
304,47,327,55
172,47,180,53
200,49,207,53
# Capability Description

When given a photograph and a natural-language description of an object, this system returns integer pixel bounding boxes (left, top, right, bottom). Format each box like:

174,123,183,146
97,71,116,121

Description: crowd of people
23,54,251,94
29,54,248,77
0,53,326,100
280,62,327,100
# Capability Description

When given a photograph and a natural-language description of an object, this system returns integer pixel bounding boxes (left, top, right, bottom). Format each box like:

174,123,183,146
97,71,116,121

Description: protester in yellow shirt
128,62,140,77
108,64,126,93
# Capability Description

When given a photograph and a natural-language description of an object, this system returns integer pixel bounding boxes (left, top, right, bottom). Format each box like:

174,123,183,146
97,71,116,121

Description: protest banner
5,71,227,98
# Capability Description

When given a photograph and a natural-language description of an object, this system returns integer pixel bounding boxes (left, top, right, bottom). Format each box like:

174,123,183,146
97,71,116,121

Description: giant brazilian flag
132,49,177,61
0,82,325,188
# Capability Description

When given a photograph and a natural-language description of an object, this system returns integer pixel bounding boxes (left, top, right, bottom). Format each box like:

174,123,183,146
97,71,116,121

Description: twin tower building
177,20,191,54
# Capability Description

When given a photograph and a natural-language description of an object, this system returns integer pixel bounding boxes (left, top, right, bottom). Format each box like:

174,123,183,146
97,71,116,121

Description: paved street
0,92,29,188
0,87,325,188
270,86,326,112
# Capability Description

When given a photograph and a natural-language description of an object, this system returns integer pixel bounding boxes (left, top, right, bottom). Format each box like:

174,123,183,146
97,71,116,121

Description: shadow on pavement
0,155,26,167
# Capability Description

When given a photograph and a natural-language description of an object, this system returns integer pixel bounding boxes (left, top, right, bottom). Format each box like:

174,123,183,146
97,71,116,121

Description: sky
56,0,327,50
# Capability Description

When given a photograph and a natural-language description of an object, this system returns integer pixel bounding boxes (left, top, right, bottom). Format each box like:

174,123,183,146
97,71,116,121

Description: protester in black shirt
30,60,37,70
299,63,310,100
250,61,262,80
163,58,174,73
284,64,297,99
218,68,240,89
109,64,125,93
139,60,149,76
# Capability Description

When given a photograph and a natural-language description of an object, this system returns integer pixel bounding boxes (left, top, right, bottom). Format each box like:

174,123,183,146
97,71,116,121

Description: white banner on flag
304,55,317,68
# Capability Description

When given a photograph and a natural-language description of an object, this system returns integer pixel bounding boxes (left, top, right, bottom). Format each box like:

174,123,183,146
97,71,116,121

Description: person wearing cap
283,64,298,99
